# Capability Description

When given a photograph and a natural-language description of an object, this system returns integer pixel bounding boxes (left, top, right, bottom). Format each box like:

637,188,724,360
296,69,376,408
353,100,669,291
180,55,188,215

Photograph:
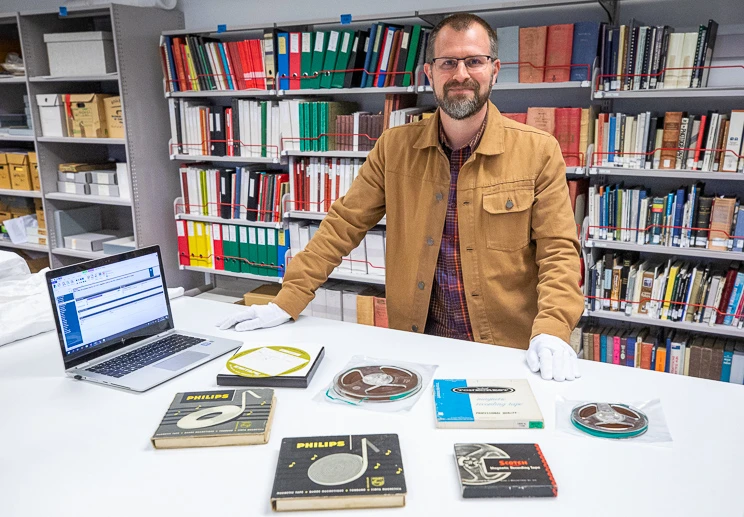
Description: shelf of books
171,154,281,164
176,212,282,229
586,309,744,339
585,239,743,260
181,264,283,283
594,87,744,100
285,210,387,225
590,167,744,180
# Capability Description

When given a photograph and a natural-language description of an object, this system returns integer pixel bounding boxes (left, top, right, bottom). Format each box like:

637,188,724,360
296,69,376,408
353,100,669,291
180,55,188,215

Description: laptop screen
48,247,173,366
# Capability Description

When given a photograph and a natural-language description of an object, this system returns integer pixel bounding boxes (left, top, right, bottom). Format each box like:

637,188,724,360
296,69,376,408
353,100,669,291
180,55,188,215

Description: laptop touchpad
154,351,209,371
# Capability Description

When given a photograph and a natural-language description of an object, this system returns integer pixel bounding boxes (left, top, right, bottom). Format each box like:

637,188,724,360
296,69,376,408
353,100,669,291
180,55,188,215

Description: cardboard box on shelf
44,31,116,77
28,152,40,191
0,154,10,189
7,153,31,190
65,93,112,138
243,283,282,306
36,94,68,137
103,96,124,139
36,210,45,229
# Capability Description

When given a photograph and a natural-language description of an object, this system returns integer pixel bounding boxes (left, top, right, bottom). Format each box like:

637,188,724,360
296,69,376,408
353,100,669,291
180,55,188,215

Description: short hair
425,13,498,63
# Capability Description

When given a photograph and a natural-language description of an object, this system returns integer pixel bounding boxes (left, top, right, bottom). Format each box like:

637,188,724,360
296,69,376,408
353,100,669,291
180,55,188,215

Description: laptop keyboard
86,334,205,378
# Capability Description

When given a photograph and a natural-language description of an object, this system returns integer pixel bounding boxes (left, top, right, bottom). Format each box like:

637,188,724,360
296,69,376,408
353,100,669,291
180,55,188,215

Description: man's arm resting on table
527,137,585,381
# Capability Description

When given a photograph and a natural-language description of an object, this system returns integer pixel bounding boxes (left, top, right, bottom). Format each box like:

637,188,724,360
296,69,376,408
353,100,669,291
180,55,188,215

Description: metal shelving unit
0,240,48,253
585,239,744,260
282,150,370,158
0,188,41,198
171,154,280,164
593,87,744,99
45,192,132,206
418,81,591,93
0,76,25,84
181,264,283,283
166,89,276,98
285,210,387,225
586,309,744,339
175,212,282,229
0,134,34,142
590,166,744,180
11,3,196,286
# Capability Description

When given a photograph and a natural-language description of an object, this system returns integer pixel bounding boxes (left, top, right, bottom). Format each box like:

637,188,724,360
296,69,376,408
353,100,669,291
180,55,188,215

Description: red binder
289,33,301,90
212,223,225,270
176,220,190,266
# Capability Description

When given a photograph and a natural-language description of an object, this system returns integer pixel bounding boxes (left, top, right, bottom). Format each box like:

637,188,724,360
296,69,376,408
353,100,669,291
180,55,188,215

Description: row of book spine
586,250,744,328
576,325,744,384
593,110,744,171
597,19,719,91
176,220,288,277
288,157,364,213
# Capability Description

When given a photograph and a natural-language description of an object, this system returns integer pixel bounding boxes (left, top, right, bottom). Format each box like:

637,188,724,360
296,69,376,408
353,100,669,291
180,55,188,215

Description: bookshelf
0,3,199,287
159,0,744,378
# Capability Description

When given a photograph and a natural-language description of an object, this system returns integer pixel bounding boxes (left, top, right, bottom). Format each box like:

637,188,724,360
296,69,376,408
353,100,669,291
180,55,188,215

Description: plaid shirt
425,113,488,340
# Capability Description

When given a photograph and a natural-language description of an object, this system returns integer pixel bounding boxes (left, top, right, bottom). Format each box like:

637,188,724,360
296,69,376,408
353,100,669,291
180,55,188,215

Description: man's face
424,24,500,120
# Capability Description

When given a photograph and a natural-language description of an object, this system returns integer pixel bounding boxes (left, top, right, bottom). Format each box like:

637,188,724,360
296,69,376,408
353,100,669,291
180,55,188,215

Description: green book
402,25,422,87
307,102,315,152
222,224,235,272
266,228,279,277
301,32,315,89
261,101,267,158
615,188,622,241
320,30,340,89
320,102,328,152
308,31,326,90
257,227,269,277
248,226,259,275
238,225,251,274
314,102,323,152
299,102,306,152
331,30,355,88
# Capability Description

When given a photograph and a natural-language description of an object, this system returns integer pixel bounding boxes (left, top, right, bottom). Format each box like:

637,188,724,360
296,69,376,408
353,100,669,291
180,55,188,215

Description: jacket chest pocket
482,188,534,251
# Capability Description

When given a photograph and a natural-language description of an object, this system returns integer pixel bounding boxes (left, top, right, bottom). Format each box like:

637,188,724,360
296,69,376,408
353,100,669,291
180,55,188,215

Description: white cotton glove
526,333,581,382
216,302,291,332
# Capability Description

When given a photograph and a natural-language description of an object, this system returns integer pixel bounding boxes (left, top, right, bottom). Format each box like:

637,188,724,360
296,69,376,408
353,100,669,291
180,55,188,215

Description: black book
609,28,620,90
649,25,664,89
393,26,412,87
657,26,672,88
348,30,370,88
210,109,226,156
231,98,241,157
598,23,607,90
217,345,325,388
172,98,183,154
640,26,654,89
699,20,719,88
455,443,557,498
189,35,210,91
246,169,260,221
218,168,234,219
690,24,707,88
645,115,658,169
271,434,406,511
624,25,638,91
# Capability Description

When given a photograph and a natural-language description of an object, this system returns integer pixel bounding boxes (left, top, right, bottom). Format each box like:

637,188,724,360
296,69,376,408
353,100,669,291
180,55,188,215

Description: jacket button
426,237,434,246
412,324,418,332
435,192,443,202
418,281,425,290
506,199,513,210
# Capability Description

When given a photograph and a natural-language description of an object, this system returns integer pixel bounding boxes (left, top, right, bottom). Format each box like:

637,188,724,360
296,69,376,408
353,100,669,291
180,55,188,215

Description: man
218,13,585,382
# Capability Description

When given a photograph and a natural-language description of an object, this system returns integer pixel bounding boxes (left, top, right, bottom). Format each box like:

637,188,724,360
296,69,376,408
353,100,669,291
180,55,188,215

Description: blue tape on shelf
59,6,68,16
340,14,352,25
217,24,226,33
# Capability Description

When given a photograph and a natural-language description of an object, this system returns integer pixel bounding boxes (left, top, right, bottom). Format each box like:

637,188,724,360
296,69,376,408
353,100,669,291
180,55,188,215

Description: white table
1,296,743,517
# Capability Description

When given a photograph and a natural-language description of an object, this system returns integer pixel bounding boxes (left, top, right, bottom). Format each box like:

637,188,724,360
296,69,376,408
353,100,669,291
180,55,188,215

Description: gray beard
433,78,492,120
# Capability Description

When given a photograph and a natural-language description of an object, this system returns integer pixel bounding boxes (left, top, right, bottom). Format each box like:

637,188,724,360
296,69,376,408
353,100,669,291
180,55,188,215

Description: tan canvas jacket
274,101,584,349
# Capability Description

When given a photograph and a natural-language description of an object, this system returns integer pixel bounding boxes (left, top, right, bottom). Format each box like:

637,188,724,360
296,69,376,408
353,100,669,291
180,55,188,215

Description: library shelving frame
161,0,744,361
0,4,196,287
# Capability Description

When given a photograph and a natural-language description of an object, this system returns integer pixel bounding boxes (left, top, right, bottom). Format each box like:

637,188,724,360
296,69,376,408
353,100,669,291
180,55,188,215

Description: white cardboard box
44,31,116,77
64,231,119,251
89,184,119,197
36,94,67,137
57,181,90,195
116,163,130,200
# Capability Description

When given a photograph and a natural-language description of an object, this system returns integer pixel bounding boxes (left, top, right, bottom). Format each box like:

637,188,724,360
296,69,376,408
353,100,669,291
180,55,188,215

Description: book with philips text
150,388,275,449
216,343,324,388
271,434,406,511
455,443,557,498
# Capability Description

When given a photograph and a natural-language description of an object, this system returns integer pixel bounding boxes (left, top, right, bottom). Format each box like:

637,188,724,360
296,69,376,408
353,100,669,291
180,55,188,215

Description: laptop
46,245,242,392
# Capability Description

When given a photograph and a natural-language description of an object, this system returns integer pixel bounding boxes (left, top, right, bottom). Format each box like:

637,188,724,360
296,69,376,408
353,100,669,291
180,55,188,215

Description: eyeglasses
430,55,493,72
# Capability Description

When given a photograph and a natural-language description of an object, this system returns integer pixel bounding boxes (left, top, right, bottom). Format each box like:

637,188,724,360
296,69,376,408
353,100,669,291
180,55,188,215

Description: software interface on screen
50,253,169,356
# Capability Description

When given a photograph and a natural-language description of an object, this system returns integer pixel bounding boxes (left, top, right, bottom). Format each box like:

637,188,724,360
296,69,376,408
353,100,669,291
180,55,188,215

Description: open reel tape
570,402,649,439
332,365,422,403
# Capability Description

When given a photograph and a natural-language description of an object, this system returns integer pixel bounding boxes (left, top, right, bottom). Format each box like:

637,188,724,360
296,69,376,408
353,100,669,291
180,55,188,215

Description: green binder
248,226,259,275
222,224,235,272
308,31,326,90
301,32,314,89
320,102,328,152
402,25,422,87
331,30,355,88
238,225,251,274
320,30,340,89
299,102,306,152
256,227,269,277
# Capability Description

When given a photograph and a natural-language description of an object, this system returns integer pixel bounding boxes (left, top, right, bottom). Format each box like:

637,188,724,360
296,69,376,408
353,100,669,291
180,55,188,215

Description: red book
555,107,582,166
501,112,528,124
225,107,234,156
593,332,600,362
289,33,302,90
544,24,574,82
239,40,255,89
176,220,190,266
715,267,739,325
226,41,245,90
179,167,190,214
212,223,225,270
640,341,654,369
384,30,402,87
373,297,389,328
251,39,266,89
374,28,391,87
518,26,547,83
172,38,188,91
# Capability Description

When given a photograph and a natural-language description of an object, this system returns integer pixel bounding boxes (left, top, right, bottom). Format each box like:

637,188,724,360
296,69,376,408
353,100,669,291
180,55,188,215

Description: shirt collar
438,106,488,152
414,100,505,156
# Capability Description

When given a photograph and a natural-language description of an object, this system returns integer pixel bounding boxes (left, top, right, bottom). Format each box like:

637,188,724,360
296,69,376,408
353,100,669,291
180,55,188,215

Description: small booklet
271,434,406,511
454,443,557,498
151,388,275,449
433,379,544,429
216,343,324,388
